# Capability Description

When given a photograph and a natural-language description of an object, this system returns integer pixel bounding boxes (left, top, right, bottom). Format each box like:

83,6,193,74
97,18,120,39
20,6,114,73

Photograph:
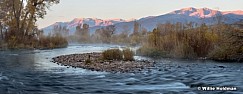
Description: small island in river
51,52,155,73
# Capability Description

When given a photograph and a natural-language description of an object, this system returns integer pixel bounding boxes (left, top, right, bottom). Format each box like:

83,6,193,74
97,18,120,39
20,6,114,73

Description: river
0,44,242,94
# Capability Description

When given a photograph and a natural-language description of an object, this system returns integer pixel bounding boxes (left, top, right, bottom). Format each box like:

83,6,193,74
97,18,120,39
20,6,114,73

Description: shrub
102,48,135,61
102,49,123,60
123,48,134,61
38,33,68,49
85,59,92,65
208,28,243,62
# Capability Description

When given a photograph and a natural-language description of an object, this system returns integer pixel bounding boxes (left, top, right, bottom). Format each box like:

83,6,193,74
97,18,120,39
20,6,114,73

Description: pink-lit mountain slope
42,7,243,35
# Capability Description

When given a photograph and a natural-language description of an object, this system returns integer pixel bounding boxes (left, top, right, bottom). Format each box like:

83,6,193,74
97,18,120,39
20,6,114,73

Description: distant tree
81,23,90,43
100,25,115,43
133,21,140,34
130,21,142,45
53,25,69,37
92,28,102,43
115,25,129,44
74,23,90,43
74,24,81,42
141,27,148,36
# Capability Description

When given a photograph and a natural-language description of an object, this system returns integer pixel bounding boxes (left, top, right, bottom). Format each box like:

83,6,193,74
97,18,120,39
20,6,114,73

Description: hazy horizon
37,0,243,28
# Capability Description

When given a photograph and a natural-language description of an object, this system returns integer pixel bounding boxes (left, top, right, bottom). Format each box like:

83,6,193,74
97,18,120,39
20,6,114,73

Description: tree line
69,18,242,62
68,17,243,61
69,21,147,45
66,18,242,62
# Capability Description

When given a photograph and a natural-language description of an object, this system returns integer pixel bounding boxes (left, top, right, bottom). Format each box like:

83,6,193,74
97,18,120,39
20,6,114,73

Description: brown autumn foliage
102,48,134,61
123,48,135,61
91,21,147,45
138,22,243,62
0,0,66,49
102,49,123,60
208,24,243,61
38,32,68,49
74,24,90,43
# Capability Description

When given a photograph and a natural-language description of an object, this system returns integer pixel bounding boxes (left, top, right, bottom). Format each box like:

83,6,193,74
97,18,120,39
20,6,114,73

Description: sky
36,0,243,28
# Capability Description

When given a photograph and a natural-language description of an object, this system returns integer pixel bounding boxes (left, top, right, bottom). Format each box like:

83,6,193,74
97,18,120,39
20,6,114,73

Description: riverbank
1,44,243,94
0,43,67,51
52,52,155,73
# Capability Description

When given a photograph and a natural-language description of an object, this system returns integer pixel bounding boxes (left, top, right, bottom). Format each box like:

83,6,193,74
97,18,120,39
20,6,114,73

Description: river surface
0,44,243,94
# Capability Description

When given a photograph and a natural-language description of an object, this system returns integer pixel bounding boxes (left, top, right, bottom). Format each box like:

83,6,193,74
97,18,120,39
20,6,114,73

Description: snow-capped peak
105,18,126,22
181,7,197,11
222,10,243,15
63,18,127,28
170,7,220,18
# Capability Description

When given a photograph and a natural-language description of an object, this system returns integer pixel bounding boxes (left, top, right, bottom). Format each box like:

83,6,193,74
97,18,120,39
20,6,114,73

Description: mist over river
0,44,242,94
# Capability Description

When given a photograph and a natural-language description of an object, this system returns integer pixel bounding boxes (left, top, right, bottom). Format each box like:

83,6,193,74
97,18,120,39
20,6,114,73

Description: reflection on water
0,44,243,93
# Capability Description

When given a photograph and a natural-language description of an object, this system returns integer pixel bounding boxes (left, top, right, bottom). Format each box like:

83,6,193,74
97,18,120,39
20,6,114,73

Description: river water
0,44,242,94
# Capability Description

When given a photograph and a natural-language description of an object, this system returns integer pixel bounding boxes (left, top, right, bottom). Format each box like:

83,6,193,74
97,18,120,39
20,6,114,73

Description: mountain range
42,7,243,35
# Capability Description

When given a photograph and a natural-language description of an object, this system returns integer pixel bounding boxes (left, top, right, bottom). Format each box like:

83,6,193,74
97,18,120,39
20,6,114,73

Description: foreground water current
0,44,242,94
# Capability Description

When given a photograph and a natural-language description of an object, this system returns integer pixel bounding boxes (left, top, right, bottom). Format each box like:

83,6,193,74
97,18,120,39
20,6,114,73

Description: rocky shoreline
51,52,155,73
